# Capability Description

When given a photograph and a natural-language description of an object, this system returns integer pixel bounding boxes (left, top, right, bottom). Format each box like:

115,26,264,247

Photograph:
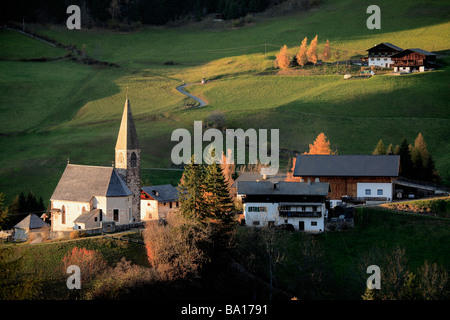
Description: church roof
115,98,140,150
50,164,132,202
15,214,49,230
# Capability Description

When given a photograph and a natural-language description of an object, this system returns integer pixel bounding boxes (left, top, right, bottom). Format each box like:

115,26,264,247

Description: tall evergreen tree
399,138,413,178
177,155,208,223
203,158,235,230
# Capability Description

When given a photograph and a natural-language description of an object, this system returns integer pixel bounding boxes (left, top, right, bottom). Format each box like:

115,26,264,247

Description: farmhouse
140,184,180,221
293,154,400,207
366,42,403,68
50,97,142,232
236,180,330,233
391,48,437,73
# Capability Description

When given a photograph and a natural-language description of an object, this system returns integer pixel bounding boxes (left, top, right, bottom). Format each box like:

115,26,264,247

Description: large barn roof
391,48,437,58
293,155,400,177
50,164,132,202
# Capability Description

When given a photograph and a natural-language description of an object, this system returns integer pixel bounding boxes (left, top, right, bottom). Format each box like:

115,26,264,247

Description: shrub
62,247,108,285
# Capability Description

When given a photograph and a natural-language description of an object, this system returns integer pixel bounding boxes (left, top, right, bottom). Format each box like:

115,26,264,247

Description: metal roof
141,184,179,202
391,48,437,57
293,155,400,177
14,214,49,229
51,164,132,202
236,181,330,196
231,172,287,188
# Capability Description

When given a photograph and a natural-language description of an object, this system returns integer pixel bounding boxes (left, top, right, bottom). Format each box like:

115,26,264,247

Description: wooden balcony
394,61,423,67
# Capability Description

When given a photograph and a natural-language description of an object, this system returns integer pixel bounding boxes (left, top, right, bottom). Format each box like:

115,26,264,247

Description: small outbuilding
14,214,50,242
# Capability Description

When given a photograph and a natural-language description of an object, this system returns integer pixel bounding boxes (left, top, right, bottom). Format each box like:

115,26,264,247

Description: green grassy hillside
0,0,449,205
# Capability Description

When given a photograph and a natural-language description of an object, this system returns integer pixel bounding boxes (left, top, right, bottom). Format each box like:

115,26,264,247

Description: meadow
0,0,449,206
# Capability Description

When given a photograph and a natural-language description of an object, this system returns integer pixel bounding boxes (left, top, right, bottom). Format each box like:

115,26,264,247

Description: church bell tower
115,97,141,221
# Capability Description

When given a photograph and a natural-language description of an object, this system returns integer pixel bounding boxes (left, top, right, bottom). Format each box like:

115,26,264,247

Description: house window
169,202,173,209
94,217,98,222
365,189,371,195
260,206,267,212
61,205,66,225
176,202,179,207
99,210,103,221
311,221,317,226
113,209,119,222
130,152,137,167
312,206,317,212
252,221,260,226
377,189,383,195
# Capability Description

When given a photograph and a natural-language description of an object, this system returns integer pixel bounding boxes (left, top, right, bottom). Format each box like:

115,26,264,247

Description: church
50,97,142,232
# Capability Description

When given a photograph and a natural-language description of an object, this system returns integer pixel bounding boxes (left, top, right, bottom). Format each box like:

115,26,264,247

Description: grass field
0,0,449,205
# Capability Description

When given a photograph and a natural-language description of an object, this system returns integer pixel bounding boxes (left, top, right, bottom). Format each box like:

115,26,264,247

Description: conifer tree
387,144,394,155
372,139,387,155
296,37,308,67
307,35,318,65
177,155,208,223
399,138,413,178
275,45,290,70
204,157,236,232
304,133,336,155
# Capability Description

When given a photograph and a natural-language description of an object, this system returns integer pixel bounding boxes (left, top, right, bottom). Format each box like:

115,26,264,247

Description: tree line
1,0,319,27
275,36,331,70
372,133,439,182
0,191,46,230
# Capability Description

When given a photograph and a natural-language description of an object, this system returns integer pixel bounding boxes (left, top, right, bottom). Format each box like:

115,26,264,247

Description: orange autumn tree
275,45,291,70
307,35,319,65
304,132,336,155
296,37,308,67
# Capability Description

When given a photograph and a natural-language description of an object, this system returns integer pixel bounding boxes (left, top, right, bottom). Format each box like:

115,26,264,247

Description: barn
293,155,400,207
391,48,437,73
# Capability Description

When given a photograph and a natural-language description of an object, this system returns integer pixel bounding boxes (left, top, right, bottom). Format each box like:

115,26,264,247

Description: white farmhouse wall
244,203,280,227
244,202,326,233
357,183,392,200
368,57,393,68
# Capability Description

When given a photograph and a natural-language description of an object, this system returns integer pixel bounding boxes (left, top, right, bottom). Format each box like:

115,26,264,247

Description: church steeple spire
115,98,140,150
115,96,141,222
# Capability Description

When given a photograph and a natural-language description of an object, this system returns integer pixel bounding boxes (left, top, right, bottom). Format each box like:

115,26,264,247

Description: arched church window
131,152,137,167
61,205,66,225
